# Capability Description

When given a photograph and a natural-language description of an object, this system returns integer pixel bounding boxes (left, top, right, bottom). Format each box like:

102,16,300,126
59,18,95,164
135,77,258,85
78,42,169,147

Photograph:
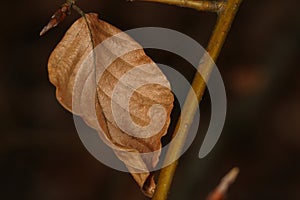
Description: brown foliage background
0,0,300,199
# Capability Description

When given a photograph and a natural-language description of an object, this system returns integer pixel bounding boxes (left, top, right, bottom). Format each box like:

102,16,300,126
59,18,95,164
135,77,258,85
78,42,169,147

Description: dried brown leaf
48,13,174,197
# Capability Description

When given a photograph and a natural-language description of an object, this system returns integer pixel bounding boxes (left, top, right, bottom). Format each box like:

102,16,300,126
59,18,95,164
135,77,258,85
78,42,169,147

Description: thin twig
129,0,225,13
206,168,239,200
150,0,243,200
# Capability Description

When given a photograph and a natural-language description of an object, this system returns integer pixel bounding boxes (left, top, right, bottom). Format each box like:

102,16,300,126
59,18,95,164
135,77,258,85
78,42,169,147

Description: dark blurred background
1,0,300,199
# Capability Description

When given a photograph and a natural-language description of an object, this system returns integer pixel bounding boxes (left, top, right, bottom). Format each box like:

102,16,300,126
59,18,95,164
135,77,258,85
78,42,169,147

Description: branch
206,168,240,200
150,0,243,200
129,0,225,13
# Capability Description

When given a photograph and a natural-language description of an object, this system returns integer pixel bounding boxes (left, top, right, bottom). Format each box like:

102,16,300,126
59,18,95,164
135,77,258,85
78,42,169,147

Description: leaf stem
72,4,98,99
72,5,95,49
151,0,243,200
129,0,225,13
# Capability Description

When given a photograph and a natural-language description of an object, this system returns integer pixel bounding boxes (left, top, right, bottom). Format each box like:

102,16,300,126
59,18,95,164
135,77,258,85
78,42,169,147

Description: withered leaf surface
48,13,174,197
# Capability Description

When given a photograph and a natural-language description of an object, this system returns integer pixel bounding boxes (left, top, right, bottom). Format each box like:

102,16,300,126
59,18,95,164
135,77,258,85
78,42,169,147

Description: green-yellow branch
130,0,225,12
147,0,244,199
